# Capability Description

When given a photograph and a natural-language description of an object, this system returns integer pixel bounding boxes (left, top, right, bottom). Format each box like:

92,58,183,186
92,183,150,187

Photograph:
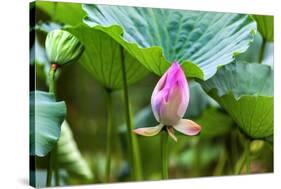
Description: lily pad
253,15,273,41
83,4,256,80
201,62,273,139
30,91,66,157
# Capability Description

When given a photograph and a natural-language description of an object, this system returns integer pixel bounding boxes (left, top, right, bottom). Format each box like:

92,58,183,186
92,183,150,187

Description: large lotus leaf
57,121,93,181
65,24,148,89
237,31,263,63
253,15,273,42
30,91,66,157
201,62,273,139
83,4,256,80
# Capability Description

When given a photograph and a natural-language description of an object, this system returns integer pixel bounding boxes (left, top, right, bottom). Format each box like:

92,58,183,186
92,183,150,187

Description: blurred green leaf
66,24,148,89
253,15,273,41
201,62,273,139
186,82,213,118
30,91,66,157
196,108,233,139
57,121,94,182
83,4,256,80
35,1,85,25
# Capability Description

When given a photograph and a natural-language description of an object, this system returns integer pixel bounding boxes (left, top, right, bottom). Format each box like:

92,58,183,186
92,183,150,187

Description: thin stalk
46,64,59,187
105,89,113,182
46,153,53,186
245,139,251,174
54,145,60,186
234,151,246,175
120,48,142,180
234,138,251,174
49,64,59,93
161,130,169,179
213,148,227,176
259,39,266,63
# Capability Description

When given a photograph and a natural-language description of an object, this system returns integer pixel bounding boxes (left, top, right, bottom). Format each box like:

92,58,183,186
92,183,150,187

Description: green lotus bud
250,140,264,153
45,29,84,65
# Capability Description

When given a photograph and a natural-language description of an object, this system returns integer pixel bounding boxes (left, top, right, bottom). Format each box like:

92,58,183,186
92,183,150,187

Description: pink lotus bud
134,61,201,142
151,61,189,125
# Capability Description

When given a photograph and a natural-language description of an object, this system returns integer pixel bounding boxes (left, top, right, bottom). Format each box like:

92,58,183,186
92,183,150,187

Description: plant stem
259,39,266,63
120,48,142,180
46,64,60,187
213,148,227,176
54,145,60,186
105,89,113,182
245,139,251,174
46,152,54,186
234,138,251,174
49,64,59,93
161,130,169,179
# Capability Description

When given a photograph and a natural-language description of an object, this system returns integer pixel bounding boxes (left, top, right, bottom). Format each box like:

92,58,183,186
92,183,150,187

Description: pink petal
159,83,182,125
167,126,177,142
176,69,189,117
173,119,201,136
133,124,164,137
151,72,168,122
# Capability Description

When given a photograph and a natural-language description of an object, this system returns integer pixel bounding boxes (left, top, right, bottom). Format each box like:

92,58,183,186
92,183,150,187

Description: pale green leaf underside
83,4,256,80
57,121,93,181
253,15,274,42
66,24,148,89
201,62,273,138
30,91,66,157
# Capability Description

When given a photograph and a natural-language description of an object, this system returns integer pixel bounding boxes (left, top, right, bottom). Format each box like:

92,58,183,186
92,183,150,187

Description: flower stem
105,89,113,182
46,64,60,187
161,130,169,179
120,48,142,180
49,64,59,93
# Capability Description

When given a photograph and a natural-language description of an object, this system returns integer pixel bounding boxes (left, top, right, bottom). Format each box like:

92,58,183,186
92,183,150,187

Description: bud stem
49,64,59,94
46,64,60,187
161,129,169,179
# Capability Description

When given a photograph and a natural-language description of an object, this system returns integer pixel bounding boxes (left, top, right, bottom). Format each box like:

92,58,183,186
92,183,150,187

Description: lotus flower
134,61,201,141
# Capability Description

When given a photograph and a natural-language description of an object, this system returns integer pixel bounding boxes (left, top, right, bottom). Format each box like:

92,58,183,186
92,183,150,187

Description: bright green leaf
35,1,86,25
65,24,149,89
30,91,66,157
253,15,274,41
201,62,273,139
83,4,256,80
57,121,94,181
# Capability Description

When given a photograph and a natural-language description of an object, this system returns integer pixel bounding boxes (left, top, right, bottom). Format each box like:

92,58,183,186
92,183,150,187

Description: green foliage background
30,1,274,187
